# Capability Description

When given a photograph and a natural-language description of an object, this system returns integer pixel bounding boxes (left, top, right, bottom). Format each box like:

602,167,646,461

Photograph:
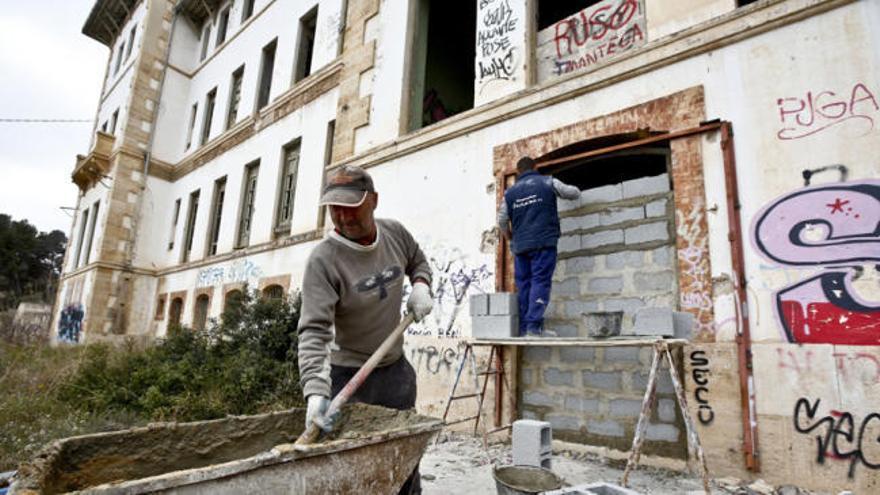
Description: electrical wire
0,118,92,123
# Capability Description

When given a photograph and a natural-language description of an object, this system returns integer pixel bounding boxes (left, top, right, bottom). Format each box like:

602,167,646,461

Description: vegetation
0,290,304,472
0,214,66,311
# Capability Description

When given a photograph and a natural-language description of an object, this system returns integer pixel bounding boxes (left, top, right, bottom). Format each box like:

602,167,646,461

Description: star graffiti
826,197,850,214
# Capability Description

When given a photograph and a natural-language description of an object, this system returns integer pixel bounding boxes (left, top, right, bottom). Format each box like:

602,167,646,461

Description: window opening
275,140,300,236
294,6,318,83
242,0,255,22
186,103,198,150
537,0,601,31
114,41,125,74
206,177,227,256
237,161,260,247
200,24,212,61
109,108,119,135
168,198,181,250
256,39,277,110
224,289,243,314
406,0,476,131
169,297,184,327
216,7,230,46
737,0,759,6
201,87,217,145
125,26,136,60
317,120,335,229
101,121,108,133
262,284,285,300
155,295,166,320
83,201,100,265
194,294,210,331
182,190,200,263
74,207,89,268
227,65,244,129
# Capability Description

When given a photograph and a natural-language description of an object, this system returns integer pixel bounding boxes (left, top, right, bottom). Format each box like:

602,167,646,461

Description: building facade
54,0,879,491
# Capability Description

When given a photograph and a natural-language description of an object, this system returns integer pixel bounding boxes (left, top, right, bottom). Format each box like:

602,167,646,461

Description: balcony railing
72,131,115,191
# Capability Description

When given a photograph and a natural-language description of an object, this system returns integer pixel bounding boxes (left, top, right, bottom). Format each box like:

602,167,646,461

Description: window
101,121,108,133
125,26,136,60
242,0,255,22
256,39,277,111
200,25,212,61
169,297,184,327
294,7,318,83
185,103,198,150
224,289,243,314
216,8,230,46
262,284,285,300
74,207,89,268
194,294,210,331
83,201,99,265
109,108,119,135
182,190,200,262
237,161,259,247
317,120,335,228
206,176,227,256
737,0,759,5
275,140,300,235
168,198,181,250
114,41,125,74
201,88,217,145
227,66,244,129
155,294,166,320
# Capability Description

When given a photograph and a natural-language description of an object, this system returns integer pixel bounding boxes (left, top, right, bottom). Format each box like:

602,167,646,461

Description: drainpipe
721,121,760,472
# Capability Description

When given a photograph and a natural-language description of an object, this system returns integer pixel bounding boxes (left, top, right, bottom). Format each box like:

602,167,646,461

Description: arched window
169,297,184,327
194,294,210,331
262,284,285,301
224,289,244,313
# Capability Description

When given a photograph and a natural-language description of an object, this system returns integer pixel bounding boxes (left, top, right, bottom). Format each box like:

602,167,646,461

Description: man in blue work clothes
498,156,580,336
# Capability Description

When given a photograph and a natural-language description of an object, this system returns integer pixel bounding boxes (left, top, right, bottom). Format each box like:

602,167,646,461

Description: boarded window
275,140,300,235
237,161,260,247
206,177,227,256
294,6,318,82
201,87,217,145
227,66,244,129
194,294,210,331
169,297,184,327
256,39,277,110
182,190,200,262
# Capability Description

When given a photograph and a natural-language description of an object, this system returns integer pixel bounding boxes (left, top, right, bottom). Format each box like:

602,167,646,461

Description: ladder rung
477,370,499,376
445,415,480,426
450,393,480,401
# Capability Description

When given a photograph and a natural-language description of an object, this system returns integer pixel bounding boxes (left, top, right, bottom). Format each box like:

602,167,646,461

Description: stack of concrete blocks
470,293,518,339
512,419,553,469
625,307,695,340
543,482,641,495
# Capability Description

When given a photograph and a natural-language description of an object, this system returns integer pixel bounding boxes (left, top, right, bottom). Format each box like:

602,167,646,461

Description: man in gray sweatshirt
297,165,433,494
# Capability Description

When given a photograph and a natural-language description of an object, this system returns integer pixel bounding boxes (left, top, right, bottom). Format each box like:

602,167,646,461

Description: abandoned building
53,0,879,491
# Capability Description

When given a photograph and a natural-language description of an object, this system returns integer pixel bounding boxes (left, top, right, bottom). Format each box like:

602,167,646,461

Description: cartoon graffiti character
752,180,880,345
58,303,85,343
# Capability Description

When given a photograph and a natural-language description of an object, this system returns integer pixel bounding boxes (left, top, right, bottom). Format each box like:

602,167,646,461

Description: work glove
407,281,434,322
305,395,337,433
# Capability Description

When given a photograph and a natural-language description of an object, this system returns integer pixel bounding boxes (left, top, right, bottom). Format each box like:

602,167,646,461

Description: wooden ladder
439,343,515,449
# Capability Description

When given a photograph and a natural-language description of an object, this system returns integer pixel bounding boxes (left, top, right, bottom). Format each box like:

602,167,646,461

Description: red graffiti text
776,82,879,140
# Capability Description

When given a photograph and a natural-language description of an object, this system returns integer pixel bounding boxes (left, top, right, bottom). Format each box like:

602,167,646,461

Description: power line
0,118,92,123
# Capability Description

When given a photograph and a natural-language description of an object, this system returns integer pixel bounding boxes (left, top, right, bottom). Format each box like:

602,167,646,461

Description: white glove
305,395,336,432
407,282,434,322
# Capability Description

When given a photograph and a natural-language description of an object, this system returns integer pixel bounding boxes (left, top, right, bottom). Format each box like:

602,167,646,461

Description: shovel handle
295,313,416,446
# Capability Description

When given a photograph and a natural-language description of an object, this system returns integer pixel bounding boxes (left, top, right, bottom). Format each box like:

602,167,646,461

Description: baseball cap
319,165,375,207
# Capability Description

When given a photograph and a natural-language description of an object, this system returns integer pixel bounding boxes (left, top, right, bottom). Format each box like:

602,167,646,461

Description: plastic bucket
493,465,563,495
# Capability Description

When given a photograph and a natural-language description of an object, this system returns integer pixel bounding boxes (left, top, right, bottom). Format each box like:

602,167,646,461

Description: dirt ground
419,433,834,495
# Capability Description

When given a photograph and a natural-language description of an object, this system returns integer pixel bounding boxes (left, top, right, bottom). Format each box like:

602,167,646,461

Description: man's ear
370,192,379,210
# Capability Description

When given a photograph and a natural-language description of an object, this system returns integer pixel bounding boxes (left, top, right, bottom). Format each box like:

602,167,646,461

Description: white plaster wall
645,0,734,40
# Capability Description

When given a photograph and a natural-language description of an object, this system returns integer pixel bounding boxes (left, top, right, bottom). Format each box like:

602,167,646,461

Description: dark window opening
155,295,166,320
201,87,217,145
182,190,200,262
256,39,277,110
83,201,99,265
125,26,136,60
200,25,212,61
194,294,210,331
185,103,198,150
237,161,260,247
169,297,184,327
262,284,285,300
294,6,318,82
74,207,89,268
206,176,227,256
223,289,244,314
317,120,335,229
216,8,230,46
737,0,759,6
242,0,255,22
227,65,244,129
109,108,119,135
114,41,125,74
538,1,602,31
168,198,181,250
407,0,476,131
275,140,300,236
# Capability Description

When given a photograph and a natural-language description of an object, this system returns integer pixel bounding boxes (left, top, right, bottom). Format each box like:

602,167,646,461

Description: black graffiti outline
689,350,715,425
793,397,880,478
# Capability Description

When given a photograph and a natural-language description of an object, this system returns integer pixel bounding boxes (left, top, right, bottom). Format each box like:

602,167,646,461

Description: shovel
294,313,416,446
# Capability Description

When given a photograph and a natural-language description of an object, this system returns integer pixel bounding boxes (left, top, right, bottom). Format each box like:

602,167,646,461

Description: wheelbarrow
10,403,442,494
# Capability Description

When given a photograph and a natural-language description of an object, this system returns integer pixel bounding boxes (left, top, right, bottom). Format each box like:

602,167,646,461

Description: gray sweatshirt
297,218,432,398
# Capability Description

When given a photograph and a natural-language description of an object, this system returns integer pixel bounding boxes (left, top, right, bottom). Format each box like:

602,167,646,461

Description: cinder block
646,198,668,217
609,399,643,418
489,292,517,315
581,183,622,204
581,229,623,249
630,307,675,337
558,235,580,253
582,371,621,391
564,300,600,319
624,222,669,244
605,250,644,270
622,173,670,198
604,347,640,363
543,368,574,386
469,293,489,317
587,419,624,437
552,278,580,297
545,414,579,433
471,314,517,339
584,311,622,338
564,395,599,413
588,276,623,294
633,271,674,291
599,206,644,226
672,311,694,340
512,419,553,468
544,482,642,495
646,423,680,442
559,347,595,362
565,256,595,274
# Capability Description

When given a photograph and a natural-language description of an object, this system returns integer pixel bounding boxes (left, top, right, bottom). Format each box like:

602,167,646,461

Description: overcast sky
0,0,107,234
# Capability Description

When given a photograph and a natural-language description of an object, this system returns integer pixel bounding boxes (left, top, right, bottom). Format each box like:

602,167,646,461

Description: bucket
493,465,563,495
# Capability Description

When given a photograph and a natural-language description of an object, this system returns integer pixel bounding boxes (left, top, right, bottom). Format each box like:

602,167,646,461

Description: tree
0,214,67,310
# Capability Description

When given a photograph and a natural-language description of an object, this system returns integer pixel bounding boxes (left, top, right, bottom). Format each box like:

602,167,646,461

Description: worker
297,165,433,494
497,156,580,337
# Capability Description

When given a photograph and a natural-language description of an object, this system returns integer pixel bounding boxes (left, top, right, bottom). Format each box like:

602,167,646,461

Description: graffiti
793,397,880,478
409,341,468,375
539,0,646,77
676,201,714,334
802,164,848,186
689,350,715,425
777,346,880,385
776,82,878,140
58,303,84,343
196,259,263,288
476,0,520,86
752,180,880,345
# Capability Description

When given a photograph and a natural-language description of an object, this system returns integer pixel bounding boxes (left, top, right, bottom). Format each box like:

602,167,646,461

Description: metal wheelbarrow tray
11,403,442,494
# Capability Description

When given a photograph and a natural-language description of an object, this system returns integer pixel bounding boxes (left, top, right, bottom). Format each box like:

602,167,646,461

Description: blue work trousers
513,247,558,335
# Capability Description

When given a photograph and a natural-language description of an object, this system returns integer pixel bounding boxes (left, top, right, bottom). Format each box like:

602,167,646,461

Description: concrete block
645,423,680,442
588,419,625,437
522,410,538,420
489,292,517,315
469,293,489,317
557,197,580,212
472,315,517,339
646,198,668,218
651,245,673,265
605,250,644,270
552,278,580,297
513,419,553,468
582,371,621,391
658,398,677,422
588,276,623,294
562,214,599,232
546,414,580,434
521,369,533,385
564,395,599,413
582,229,623,249
634,371,675,394
622,173,669,198
544,482,641,495
544,368,574,386
599,206,644,226
630,307,675,337
558,235,580,253
560,347,595,362
546,322,578,337
523,391,557,407
604,347,640,363
603,297,645,315
564,300,600,319
581,184,622,204
672,311,694,340
610,399,644,417
565,256,595,274
624,222,669,244
584,311,622,338
633,271,674,292
524,346,551,360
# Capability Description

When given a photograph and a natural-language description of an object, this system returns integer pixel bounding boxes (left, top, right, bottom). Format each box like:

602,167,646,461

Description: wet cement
494,465,563,493
15,404,434,494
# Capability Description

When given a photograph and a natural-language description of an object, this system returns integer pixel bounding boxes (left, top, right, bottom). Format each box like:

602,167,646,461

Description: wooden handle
294,313,416,446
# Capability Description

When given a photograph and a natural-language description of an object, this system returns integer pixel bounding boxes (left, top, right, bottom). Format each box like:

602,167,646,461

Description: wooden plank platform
468,337,689,347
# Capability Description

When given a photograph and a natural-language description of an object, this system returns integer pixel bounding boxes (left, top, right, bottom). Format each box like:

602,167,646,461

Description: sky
0,0,107,234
